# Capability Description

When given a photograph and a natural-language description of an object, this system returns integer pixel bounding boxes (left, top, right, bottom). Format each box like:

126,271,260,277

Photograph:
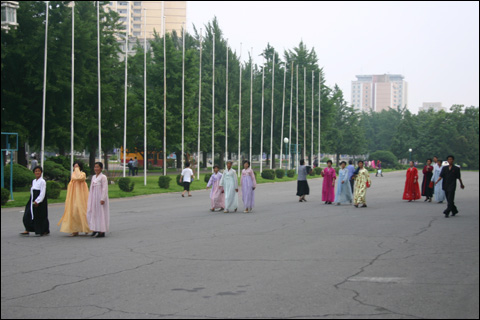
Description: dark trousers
350,180,355,193
444,189,458,215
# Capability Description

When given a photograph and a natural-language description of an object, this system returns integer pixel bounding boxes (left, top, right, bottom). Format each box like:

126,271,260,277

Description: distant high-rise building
351,74,408,112
420,102,445,112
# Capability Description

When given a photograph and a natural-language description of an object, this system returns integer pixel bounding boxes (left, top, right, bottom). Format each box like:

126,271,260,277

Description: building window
134,1,142,6
133,24,141,28
134,17,141,21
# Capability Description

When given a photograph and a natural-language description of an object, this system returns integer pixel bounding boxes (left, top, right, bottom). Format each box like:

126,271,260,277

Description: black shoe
93,232,105,238
452,211,458,217
444,212,450,218
91,232,98,237
361,204,367,208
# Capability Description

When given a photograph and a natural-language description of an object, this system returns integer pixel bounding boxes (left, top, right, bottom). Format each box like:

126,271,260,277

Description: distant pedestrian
313,157,319,168
241,160,256,213
30,155,38,171
335,161,353,205
219,160,238,213
353,160,371,208
435,155,465,218
432,158,446,203
296,159,310,202
206,165,225,211
347,160,356,192
181,162,194,197
376,160,383,177
133,157,139,176
321,160,336,204
87,162,109,238
20,166,50,237
421,158,434,202
128,158,134,176
403,161,421,202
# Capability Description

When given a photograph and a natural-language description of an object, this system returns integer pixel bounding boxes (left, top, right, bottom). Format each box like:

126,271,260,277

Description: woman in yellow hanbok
57,162,91,236
353,160,372,208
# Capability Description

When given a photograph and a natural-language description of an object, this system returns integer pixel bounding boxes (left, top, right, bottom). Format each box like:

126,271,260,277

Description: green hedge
314,167,323,175
1,188,10,205
287,169,296,178
118,177,135,192
176,174,183,186
275,169,285,179
43,160,71,188
261,169,275,180
158,176,172,189
3,164,35,190
369,150,398,168
46,181,62,199
204,173,212,183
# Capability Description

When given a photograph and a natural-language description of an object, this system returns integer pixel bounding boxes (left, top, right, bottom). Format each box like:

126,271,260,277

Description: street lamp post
409,148,413,163
284,137,289,172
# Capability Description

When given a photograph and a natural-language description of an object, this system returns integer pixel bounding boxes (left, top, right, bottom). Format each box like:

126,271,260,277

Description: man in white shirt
181,162,194,197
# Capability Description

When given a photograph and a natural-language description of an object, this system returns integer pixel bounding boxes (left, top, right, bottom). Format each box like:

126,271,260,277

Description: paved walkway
1,171,478,319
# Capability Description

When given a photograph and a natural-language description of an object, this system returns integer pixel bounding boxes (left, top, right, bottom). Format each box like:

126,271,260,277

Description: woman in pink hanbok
241,160,257,213
322,160,337,204
206,165,225,212
87,162,109,238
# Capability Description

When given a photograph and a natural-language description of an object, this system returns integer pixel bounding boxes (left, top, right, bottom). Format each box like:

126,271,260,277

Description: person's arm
251,170,257,189
206,174,214,189
100,175,108,205
435,167,445,185
234,170,239,191
458,168,465,189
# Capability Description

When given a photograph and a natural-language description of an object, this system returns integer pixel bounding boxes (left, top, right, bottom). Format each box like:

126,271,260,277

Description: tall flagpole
163,15,167,176
41,1,49,171
71,2,75,173
181,23,185,170
318,71,321,163
288,61,293,170
237,43,242,176
260,56,265,173
249,47,253,164
97,1,101,165
143,8,147,185
269,54,275,170
197,29,202,181
225,39,228,165
311,71,314,165
303,67,306,162
123,1,129,178
295,65,298,174
211,31,215,172
279,66,286,170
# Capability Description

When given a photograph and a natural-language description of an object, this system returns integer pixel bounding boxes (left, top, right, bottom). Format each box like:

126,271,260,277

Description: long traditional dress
219,168,238,211
58,168,91,234
335,168,353,204
87,173,110,232
432,163,446,202
354,168,371,205
23,178,50,235
403,167,421,201
322,167,336,202
421,165,434,199
241,168,257,209
296,165,309,196
207,172,225,209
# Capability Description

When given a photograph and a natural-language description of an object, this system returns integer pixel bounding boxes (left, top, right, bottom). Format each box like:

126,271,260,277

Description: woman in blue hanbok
335,161,353,205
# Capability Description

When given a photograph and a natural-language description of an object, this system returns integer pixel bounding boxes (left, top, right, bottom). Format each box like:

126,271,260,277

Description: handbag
429,181,434,188
366,181,371,188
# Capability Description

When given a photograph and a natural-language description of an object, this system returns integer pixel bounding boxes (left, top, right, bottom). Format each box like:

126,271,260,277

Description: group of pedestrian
127,157,139,176
20,162,110,238
403,155,465,218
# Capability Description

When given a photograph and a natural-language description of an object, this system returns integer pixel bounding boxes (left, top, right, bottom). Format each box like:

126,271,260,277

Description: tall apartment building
419,102,445,112
351,74,408,112
106,1,186,40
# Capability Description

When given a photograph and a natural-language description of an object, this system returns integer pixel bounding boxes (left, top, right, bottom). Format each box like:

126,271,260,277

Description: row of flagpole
40,2,323,183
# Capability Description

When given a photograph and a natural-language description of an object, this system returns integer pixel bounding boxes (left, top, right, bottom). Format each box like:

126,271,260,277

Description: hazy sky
187,1,479,113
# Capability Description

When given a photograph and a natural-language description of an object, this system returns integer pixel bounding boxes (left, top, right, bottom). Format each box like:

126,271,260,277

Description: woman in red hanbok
403,161,421,202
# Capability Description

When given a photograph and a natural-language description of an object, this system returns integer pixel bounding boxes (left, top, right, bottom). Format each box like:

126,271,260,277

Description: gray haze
187,1,479,113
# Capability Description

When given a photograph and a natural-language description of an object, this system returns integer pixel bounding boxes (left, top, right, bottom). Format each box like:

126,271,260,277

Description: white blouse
30,178,46,219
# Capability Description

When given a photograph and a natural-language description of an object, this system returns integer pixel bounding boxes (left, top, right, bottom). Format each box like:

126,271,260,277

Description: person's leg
444,190,453,217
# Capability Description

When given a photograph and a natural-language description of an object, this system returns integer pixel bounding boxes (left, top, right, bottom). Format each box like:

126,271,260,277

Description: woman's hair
300,159,305,165
340,161,346,166
32,166,43,173
213,164,219,169
447,155,455,160
94,162,103,169
426,158,432,163
327,160,333,165
243,160,250,167
73,161,84,172
185,162,190,167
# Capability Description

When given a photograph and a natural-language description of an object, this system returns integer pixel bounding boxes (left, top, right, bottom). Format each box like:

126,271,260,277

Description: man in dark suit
435,155,465,218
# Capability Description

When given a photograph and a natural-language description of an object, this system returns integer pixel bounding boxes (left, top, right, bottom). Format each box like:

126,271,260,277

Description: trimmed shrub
158,176,172,189
46,181,62,199
287,169,296,178
1,188,10,205
43,160,71,188
176,174,183,186
3,164,36,190
275,169,285,179
118,177,135,192
204,173,212,183
369,150,398,168
261,169,275,180
314,167,323,175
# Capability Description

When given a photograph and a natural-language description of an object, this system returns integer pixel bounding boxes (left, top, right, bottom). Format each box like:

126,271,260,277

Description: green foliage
314,167,323,175
287,169,296,178
261,169,275,180
309,168,316,176
3,164,36,190
46,181,62,199
275,169,285,179
176,174,183,186
118,177,135,192
158,176,172,189
43,161,70,188
369,151,398,168
204,173,212,183
1,188,10,205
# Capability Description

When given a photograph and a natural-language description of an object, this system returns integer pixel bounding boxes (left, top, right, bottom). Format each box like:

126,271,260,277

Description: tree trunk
175,150,181,169
104,151,109,171
18,144,27,167
202,151,207,168
272,153,276,169
89,146,96,175
336,153,340,167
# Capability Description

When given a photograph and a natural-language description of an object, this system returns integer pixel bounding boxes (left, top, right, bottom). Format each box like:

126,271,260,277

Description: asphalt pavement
1,170,479,319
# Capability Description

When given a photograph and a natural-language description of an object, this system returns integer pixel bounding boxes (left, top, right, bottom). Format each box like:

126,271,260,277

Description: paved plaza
1,170,479,319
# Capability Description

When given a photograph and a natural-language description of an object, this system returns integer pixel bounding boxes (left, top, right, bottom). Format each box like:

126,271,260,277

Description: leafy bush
204,173,212,183
287,169,296,178
314,167,323,175
275,169,285,179
1,188,10,205
118,177,135,192
176,174,183,186
261,169,275,180
46,181,62,199
3,164,36,190
369,150,398,168
158,176,172,189
43,160,71,188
